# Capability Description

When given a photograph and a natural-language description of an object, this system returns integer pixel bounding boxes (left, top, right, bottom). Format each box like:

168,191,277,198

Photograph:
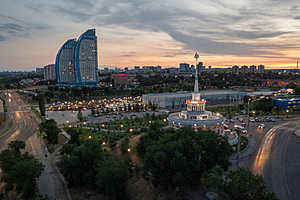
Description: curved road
252,121,300,200
0,91,70,200
0,91,38,150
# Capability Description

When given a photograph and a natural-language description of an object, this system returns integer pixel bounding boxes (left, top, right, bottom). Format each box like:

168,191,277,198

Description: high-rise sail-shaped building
55,29,99,86
55,39,77,84
75,29,98,85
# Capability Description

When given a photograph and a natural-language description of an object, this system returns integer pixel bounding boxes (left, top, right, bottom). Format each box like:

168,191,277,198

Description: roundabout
168,52,224,129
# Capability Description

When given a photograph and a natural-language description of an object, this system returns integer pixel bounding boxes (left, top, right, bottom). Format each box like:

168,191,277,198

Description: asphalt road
0,91,39,150
0,91,70,200
250,121,300,200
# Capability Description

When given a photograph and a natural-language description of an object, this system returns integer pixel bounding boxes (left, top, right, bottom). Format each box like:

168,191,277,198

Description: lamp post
236,128,241,168
247,99,250,137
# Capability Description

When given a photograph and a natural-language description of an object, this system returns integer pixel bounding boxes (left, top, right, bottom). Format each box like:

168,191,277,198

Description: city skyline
1,0,300,70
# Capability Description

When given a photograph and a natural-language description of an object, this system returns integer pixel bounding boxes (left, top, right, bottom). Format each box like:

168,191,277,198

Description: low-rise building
44,64,56,81
273,97,300,110
111,73,138,87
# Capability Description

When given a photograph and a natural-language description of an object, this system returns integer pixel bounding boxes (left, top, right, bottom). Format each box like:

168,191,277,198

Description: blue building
273,97,300,110
55,39,77,84
55,29,99,86
75,29,98,85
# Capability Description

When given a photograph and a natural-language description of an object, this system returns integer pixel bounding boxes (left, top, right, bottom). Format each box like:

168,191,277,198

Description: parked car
241,123,247,128
255,117,260,122
249,117,255,122
265,117,271,122
258,124,265,129
241,129,248,135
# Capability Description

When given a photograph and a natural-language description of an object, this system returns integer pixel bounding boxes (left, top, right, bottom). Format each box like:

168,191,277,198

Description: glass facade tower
75,29,98,85
55,39,77,84
55,29,99,86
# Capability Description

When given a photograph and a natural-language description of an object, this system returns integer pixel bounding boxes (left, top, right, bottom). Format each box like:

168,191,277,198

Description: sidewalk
26,134,72,200
229,134,257,166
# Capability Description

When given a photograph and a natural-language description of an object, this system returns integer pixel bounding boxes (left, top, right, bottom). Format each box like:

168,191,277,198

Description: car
255,117,260,122
230,119,235,123
239,118,244,122
241,123,247,128
271,119,276,122
265,117,271,122
241,129,248,135
249,117,255,122
258,124,265,129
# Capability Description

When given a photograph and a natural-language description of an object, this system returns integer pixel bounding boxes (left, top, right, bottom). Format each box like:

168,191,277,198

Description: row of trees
203,167,279,200
136,127,278,199
39,119,60,144
59,130,130,199
137,127,233,189
0,141,44,199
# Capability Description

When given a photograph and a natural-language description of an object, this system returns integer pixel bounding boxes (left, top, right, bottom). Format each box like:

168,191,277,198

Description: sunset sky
1,0,300,70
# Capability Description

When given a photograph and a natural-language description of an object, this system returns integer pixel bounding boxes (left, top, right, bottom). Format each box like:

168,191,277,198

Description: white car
258,124,265,129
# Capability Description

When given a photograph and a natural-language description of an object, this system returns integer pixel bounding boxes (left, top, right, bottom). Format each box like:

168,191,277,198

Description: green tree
140,128,232,189
38,93,46,116
224,168,279,200
8,140,25,154
0,141,44,199
96,156,129,199
294,86,300,95
203,167,224,191
39,119,60,144
252,98,274,113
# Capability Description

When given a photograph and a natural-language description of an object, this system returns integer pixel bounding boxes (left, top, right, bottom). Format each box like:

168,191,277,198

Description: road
0,91,39,150
251,120,300,200
0,91,70,200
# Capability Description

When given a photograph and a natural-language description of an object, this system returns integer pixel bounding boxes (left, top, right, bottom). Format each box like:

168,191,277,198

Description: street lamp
120,124,124,128
88,135,92,139
129,128,133,132
102,141,106,145
127,148,131,152
235,128,241,168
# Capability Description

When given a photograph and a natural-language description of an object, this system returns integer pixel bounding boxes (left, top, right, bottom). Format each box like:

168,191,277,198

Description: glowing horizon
1,0,300,70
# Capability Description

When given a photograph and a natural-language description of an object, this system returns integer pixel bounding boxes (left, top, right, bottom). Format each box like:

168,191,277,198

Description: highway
0,91,39,150
252,121,300,200
0,91,70,200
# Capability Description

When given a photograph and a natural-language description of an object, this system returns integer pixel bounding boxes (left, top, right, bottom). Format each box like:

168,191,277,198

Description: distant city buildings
111,73,138,87
55,29,99,86
258,64,265,73
179,63,190,72
35,67,44,76
249,65,256,73
44,64,56,81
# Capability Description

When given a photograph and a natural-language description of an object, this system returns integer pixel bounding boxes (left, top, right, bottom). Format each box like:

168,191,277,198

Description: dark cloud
0,14,50,40
230,31,290,39
25,0,300,57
